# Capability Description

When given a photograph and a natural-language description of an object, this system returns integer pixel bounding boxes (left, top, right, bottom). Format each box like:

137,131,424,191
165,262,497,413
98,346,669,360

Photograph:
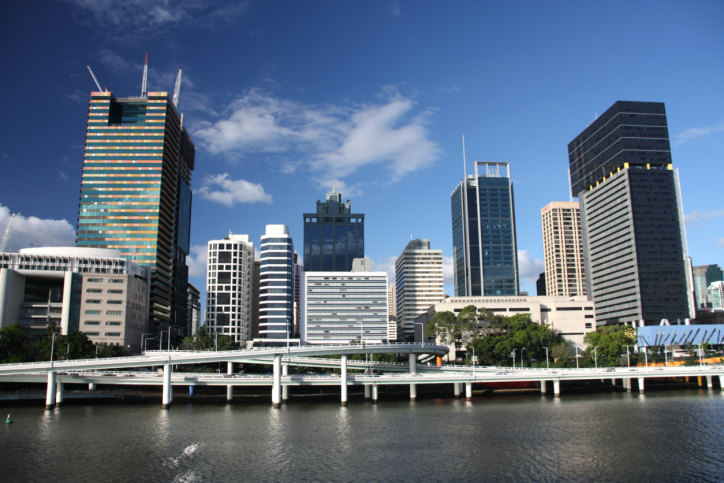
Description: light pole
521,348,526,368
167,328,171,351
471,346,476,380
544,346,549,369
511,349,517,369
575,345,579,369
644,347,648,367
594,346,600,369
140,333,154,354
67,342,70,360
698,343,703,366
624,345,634,368
50,332,56,362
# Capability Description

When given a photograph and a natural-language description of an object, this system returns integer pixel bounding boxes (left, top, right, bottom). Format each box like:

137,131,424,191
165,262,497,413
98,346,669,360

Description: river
2,389,723,482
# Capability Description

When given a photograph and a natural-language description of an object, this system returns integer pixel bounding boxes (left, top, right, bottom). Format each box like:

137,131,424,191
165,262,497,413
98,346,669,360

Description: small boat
6,414,13,424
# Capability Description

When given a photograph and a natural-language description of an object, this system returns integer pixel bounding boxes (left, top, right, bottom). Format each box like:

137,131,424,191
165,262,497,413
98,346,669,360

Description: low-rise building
414,295,597,358
303,258,388,345
0,247,149,353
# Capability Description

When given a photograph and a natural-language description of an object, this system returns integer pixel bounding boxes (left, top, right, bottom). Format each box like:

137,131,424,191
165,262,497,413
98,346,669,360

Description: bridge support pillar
364,369,371,399
553,380,561,397
611,378,616,386
465,382,472,399
341,355,348,406
272,355,282,408
162,364,172,409
638,378,645,392
45,371,56,409
282,364,289,402
88,383,95,392
56,382,64,407
706,375,714,389
227,362,234,402
541,380,547,394
697,376,703,387
372,384,378,404
454,382,461,398
719,376,724,390
409,356,417,401
625,378,632,392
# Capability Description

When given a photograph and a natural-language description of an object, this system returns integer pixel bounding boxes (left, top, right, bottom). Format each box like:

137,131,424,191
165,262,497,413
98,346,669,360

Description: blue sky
1,0,722,306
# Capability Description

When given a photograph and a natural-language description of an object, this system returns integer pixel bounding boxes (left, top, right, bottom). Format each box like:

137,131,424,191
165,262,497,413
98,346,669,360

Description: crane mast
0,213,18,252
172,68,182,108
141,51,148,97
86,66,106,92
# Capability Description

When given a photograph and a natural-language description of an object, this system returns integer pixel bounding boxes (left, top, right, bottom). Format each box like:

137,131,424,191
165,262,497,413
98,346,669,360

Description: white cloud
65,0,248,32
443,255,454,286
371,256,398,283
195,173,272,207
674,121,724,145
685,210,724,224
186,244,208,278
66,89,88,103
517,249,544,284
193,89,441,182
311,178,364,199
58,172,69,181
0,205,76,252
391,1,401,17
718,238,724,248
2,153,13,163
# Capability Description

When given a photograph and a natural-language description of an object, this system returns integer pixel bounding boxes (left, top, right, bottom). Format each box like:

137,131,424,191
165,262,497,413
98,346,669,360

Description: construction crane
86,66,108,92
172,68,182,108
141,51,148,97
0,212,19,252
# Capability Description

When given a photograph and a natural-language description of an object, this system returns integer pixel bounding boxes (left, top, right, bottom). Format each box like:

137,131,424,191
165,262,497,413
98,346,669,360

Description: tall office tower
451,162,519,297
387,281,397,341
251,260,261,340
303,258,388,344
186,283,201,336
708,281,724,310
303,188,364,272
205,234,254,344
693,265,723,310
292,252,303,338
569,101,690,325
395,239,445,340
257,225,296,344
536,273,546,296
77,87,195,342
540,201,587,297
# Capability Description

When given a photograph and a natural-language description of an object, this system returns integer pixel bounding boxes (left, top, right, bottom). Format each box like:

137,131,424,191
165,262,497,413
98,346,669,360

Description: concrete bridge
1,343,723,409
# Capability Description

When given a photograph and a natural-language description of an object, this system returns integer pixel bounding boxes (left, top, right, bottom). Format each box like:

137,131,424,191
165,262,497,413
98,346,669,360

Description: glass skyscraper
76,90,195,341
303,188,364,272
451,162,519,297
570,101,691,325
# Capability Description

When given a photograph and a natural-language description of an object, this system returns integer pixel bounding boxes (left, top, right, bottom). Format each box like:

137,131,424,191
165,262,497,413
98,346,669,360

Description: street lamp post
544,347,549,369
511,349,517,369
698,343,703,366
594,346,600,369
575,345,579,369
521,348,526,368
644,348,648,367
472,346,476,380
50,332,56,362
624,345,634,368
167,328,171,351
140,333,154,354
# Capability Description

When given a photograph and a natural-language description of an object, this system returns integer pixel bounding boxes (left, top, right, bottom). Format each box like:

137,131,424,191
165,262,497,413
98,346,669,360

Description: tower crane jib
172,68,182,108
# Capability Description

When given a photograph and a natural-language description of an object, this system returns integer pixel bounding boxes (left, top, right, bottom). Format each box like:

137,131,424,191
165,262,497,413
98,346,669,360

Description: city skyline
1,1,722,319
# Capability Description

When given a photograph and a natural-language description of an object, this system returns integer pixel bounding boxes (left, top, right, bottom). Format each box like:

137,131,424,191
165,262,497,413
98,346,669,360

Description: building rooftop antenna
141,51,148,97
462,134,467,179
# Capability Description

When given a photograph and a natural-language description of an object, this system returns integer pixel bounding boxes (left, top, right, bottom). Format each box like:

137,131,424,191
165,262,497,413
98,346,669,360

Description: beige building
0,247,149,353
541,201,587,297
387,281,397,341
414,295,597,359
395,239,445,340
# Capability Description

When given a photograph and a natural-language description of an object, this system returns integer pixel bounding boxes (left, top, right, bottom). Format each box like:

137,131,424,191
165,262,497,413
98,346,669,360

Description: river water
2,389,723,482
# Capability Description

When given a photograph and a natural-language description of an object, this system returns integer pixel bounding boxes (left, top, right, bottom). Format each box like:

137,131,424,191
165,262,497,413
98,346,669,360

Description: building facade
395,239,445,340
0,247,149,353
303,188,364,272
414,295,596,357
540,201,587,297
693,264,723,310
76,89,195,343
205,233,254,345
257,225,297,344
536,273,546,296
708,281,724,311
451,162,519,297
387,281,397,341
570,101,690,326
186,283,201,336
303,261,388,344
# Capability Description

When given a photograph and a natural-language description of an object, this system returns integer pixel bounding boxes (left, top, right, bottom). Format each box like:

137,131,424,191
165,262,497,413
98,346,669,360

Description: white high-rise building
257,225,298,344
387,281,397,341
709,281,724,311
541,201,587,297
303,258,388,344
205,233,254,344
395,239,445,340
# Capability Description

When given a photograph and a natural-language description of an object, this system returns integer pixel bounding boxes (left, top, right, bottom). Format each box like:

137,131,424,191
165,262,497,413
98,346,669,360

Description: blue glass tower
451,162,519,296
303,188,364,272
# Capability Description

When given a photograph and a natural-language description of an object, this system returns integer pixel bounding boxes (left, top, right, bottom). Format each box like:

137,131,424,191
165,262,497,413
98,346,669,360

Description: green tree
582,325,636,367
0,324,29,363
